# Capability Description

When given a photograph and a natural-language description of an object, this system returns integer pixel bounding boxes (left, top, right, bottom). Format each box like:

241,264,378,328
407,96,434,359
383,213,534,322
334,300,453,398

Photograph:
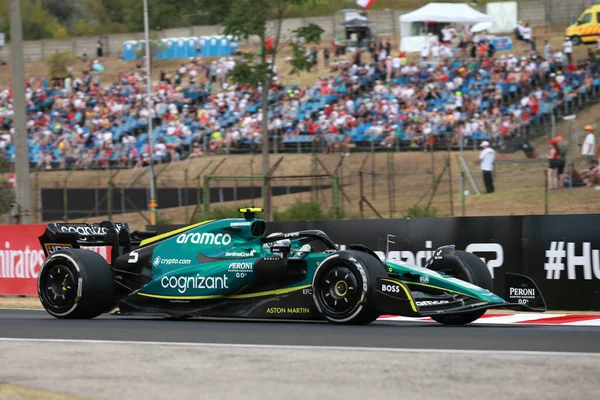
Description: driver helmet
262,232,283,251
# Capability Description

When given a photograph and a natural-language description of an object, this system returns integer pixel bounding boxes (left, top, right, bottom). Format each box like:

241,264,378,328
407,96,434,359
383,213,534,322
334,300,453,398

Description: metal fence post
62,169,74,222
184,168,189,223
203,176,210,220
460,171,466,217
544,170,549,215
33,171,39,223
359,171,364,219
332,174,340,219
387,150,394,218
107,180,113,220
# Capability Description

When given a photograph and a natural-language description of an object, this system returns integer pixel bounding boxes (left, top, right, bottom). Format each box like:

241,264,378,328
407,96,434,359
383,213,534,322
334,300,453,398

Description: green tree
45,50,76,79
223,0,323,183
77,0,127,35
0,0,68,40
0,180,15,214
118,0,233,33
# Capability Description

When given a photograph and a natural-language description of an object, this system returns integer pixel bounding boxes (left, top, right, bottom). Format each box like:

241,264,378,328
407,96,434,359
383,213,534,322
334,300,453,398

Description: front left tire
312,250,386,325
38,249,116,319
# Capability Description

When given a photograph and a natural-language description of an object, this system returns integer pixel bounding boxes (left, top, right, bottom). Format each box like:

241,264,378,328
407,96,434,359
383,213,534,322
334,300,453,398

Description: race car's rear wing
38,221,157,259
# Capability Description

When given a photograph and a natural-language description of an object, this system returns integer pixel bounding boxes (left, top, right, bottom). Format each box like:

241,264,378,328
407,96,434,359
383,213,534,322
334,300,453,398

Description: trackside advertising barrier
2,215,599,310
151,215,600,311
0,225,111,295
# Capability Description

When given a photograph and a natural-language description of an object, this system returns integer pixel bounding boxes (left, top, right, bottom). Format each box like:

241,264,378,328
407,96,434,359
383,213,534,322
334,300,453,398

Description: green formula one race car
37,208,546,325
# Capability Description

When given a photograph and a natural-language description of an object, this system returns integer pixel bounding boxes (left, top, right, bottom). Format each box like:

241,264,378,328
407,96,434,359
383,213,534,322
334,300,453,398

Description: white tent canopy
399,3,494,23
399,3,495,52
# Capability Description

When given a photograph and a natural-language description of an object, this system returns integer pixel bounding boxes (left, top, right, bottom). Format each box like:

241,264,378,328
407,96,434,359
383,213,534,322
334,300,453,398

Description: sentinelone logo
161,274,229,293
176,233,231,245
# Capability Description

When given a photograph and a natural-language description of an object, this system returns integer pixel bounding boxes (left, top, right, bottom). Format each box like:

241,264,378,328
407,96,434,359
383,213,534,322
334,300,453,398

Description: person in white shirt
392,55,402,72
431,43,440,60
420,45,429,61
582,125,596,166
544,40,552,59
442,27,452,44
563,37,573,64
479,141,496,193
521,23,532,48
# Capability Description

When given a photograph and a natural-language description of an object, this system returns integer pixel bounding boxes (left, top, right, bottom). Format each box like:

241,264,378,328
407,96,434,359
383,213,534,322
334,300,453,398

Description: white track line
473,314,561,324
0,337,598,357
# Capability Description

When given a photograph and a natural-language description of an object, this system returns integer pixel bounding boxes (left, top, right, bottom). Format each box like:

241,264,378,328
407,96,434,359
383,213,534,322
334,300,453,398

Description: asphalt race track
1,309,600,353
2,309,600,400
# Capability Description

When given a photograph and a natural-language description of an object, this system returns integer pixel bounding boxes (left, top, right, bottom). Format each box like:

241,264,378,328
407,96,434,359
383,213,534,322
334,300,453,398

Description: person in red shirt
547,139,560,189
529,95,539,116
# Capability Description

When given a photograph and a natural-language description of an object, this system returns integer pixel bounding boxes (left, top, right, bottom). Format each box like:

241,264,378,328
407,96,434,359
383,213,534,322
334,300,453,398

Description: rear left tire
38,249,116,319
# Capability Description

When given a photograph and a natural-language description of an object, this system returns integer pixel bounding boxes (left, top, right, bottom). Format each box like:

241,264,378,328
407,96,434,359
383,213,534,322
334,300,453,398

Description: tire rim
40,263,77,309
317,265,360,316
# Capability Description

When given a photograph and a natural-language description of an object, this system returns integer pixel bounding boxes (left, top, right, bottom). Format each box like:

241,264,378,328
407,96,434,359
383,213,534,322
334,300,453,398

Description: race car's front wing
374,273,547,318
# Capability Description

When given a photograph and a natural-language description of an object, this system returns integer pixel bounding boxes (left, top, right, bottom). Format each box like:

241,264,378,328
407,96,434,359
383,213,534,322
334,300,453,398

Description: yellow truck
566,5,600,46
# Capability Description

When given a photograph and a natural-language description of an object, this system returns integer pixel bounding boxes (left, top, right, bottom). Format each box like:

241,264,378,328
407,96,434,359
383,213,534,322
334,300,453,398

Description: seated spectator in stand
560,162,586,187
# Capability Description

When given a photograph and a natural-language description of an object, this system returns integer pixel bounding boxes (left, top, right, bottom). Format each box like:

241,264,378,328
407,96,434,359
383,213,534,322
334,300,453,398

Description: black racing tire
312,250,386,325
431,250,493,326
38,249,116,319
571,36,581,46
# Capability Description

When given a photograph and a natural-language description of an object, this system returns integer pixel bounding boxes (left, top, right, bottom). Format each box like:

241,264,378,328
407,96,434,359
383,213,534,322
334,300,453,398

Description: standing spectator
420,45,429,61
529,35,537,52
582,125,596,166
547,139,561,190
479,141,495,193
564,36,573,65
97,38,104,58
555,135,567,176
544,40,552,60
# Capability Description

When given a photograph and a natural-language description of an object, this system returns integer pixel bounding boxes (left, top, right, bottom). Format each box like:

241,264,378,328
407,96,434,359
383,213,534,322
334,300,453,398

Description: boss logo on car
381,284,401,293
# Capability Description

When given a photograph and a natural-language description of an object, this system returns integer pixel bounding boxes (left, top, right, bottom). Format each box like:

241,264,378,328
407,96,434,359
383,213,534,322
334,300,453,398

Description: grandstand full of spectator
1,23,600,170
